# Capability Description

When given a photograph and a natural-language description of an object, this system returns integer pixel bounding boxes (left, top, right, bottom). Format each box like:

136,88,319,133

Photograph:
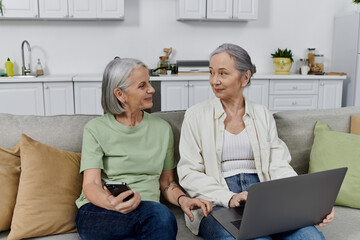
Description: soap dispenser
36,59,44,76
5,58,14,76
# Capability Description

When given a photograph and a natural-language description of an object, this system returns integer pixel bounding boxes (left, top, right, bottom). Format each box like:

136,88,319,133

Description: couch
0,106,359,240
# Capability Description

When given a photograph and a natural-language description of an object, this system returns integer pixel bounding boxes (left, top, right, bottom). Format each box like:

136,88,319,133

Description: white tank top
221,129,257,178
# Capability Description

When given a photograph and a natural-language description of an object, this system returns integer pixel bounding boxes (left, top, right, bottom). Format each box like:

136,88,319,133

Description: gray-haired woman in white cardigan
177,43,334,240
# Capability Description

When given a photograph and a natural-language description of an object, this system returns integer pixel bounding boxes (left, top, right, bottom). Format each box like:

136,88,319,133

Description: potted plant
271,48,294,75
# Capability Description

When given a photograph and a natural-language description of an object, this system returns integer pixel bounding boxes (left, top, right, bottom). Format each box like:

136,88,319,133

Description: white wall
0,0,355,76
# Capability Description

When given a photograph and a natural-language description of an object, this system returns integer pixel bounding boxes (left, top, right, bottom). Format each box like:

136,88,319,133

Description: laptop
211,167,347,240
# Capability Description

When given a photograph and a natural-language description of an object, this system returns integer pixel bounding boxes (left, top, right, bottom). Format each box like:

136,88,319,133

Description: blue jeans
199,173,325,240
76,201,177,240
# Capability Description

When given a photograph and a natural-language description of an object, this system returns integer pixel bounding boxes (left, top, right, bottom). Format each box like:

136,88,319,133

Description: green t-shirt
76,112,175,208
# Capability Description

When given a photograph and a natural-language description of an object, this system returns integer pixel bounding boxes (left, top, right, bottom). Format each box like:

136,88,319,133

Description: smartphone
104,181,134,201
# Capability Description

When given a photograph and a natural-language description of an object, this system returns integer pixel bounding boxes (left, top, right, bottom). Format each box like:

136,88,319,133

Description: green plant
0,0,3,16
271,48,294,63
354,0,360,4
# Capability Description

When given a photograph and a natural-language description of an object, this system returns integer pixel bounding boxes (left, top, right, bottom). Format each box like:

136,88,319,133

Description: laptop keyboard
231,220,242,229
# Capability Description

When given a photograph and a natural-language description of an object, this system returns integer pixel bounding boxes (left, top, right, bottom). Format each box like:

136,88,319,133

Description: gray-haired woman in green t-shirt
75,58,212,240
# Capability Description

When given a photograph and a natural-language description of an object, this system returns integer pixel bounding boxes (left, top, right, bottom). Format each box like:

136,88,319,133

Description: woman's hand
228,191,248,208
318,207,335,227
104,186,141,214
179,196,213,222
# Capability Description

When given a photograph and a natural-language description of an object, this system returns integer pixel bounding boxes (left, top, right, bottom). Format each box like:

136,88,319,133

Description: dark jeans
199,173,325,240
76,201,177,240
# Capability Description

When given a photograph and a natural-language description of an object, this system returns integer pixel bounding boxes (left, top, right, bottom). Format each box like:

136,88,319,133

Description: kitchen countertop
0,75,74,83
0,73,347,83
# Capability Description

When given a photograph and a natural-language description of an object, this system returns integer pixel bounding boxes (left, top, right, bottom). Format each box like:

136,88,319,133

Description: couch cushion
309,121,360,209
153,111,185,163
318,206,360,240
0,114,97,153
350,115,360,135
274,107,360,174
0,144,20,232
8,134,82,240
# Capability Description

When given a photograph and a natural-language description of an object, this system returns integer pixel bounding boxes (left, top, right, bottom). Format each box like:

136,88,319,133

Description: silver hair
210,43,256,85
101,58,147,115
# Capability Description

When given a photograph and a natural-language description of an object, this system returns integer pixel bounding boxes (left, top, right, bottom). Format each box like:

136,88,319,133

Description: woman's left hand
179,197,213,222
318,207,335,227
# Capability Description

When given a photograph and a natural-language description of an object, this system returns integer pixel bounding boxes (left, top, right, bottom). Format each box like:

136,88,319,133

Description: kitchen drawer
270,80,318,95
269,95,318,111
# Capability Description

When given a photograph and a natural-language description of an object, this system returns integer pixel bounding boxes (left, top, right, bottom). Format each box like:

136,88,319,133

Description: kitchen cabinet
0,0,39,18
0,78,74,116
269,79,343,112
161,80,215,111
318,80,343,109
43,82,74,115
74,82,103,115
243,80,269,107
1,0,124,19
39,0,68,18
0,83,44,115
177,0,258,21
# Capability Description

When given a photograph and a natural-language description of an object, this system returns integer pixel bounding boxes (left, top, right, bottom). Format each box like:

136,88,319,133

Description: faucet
21,40,32,76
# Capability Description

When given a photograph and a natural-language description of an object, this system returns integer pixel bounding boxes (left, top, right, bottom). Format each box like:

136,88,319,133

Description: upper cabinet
177,0,258,21
0,0,39,18
1,0,124,20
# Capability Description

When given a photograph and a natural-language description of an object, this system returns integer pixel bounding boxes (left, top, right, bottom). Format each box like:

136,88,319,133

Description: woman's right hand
228,191,248,208
104,186,141,214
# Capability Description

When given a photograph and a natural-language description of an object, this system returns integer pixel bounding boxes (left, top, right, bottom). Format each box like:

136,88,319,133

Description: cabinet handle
292,86,298,90
292,101,297,105
185,83,189,87
189,83,193,87
44,85,49,89
320,82,324,86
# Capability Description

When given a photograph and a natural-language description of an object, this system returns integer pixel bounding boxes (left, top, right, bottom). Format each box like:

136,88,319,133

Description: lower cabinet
0,82,74,116
161,80,215,111
74,82,103,115
0,82,45,115
160,79,343,112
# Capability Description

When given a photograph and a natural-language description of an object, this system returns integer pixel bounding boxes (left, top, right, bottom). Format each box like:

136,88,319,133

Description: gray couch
1,107,360,240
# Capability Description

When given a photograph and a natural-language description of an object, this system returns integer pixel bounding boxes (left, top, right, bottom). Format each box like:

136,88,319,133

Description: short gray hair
211,43,256,85
101,58,147,115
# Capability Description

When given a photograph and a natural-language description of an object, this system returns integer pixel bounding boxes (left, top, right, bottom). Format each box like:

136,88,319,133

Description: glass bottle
313,54,324,75
36,59,44,76
307,48,316,74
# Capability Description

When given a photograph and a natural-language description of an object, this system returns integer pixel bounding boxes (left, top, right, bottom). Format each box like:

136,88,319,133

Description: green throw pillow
309,121,360,209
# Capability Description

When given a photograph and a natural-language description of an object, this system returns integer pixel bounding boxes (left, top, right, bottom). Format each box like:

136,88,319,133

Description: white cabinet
74,82,103,115
0,81,74,116
0,0,39,18
0,83,44,115
43,82,74,115
39,0,68,18
269,79,343,112
161,80,215,111
68,0,97,19
318,80,343,109
207,0,233,19
177,0,258,21
96,0,124,19
2,0,124,19
243,80,269,107
177,0,206,20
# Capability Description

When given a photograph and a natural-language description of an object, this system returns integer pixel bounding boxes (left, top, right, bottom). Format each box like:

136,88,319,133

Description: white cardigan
177,97,297,235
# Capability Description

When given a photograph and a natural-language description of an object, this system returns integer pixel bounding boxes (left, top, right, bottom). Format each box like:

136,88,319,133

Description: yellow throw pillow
8,134,82,240
0,143,20,232
351,115,360,135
